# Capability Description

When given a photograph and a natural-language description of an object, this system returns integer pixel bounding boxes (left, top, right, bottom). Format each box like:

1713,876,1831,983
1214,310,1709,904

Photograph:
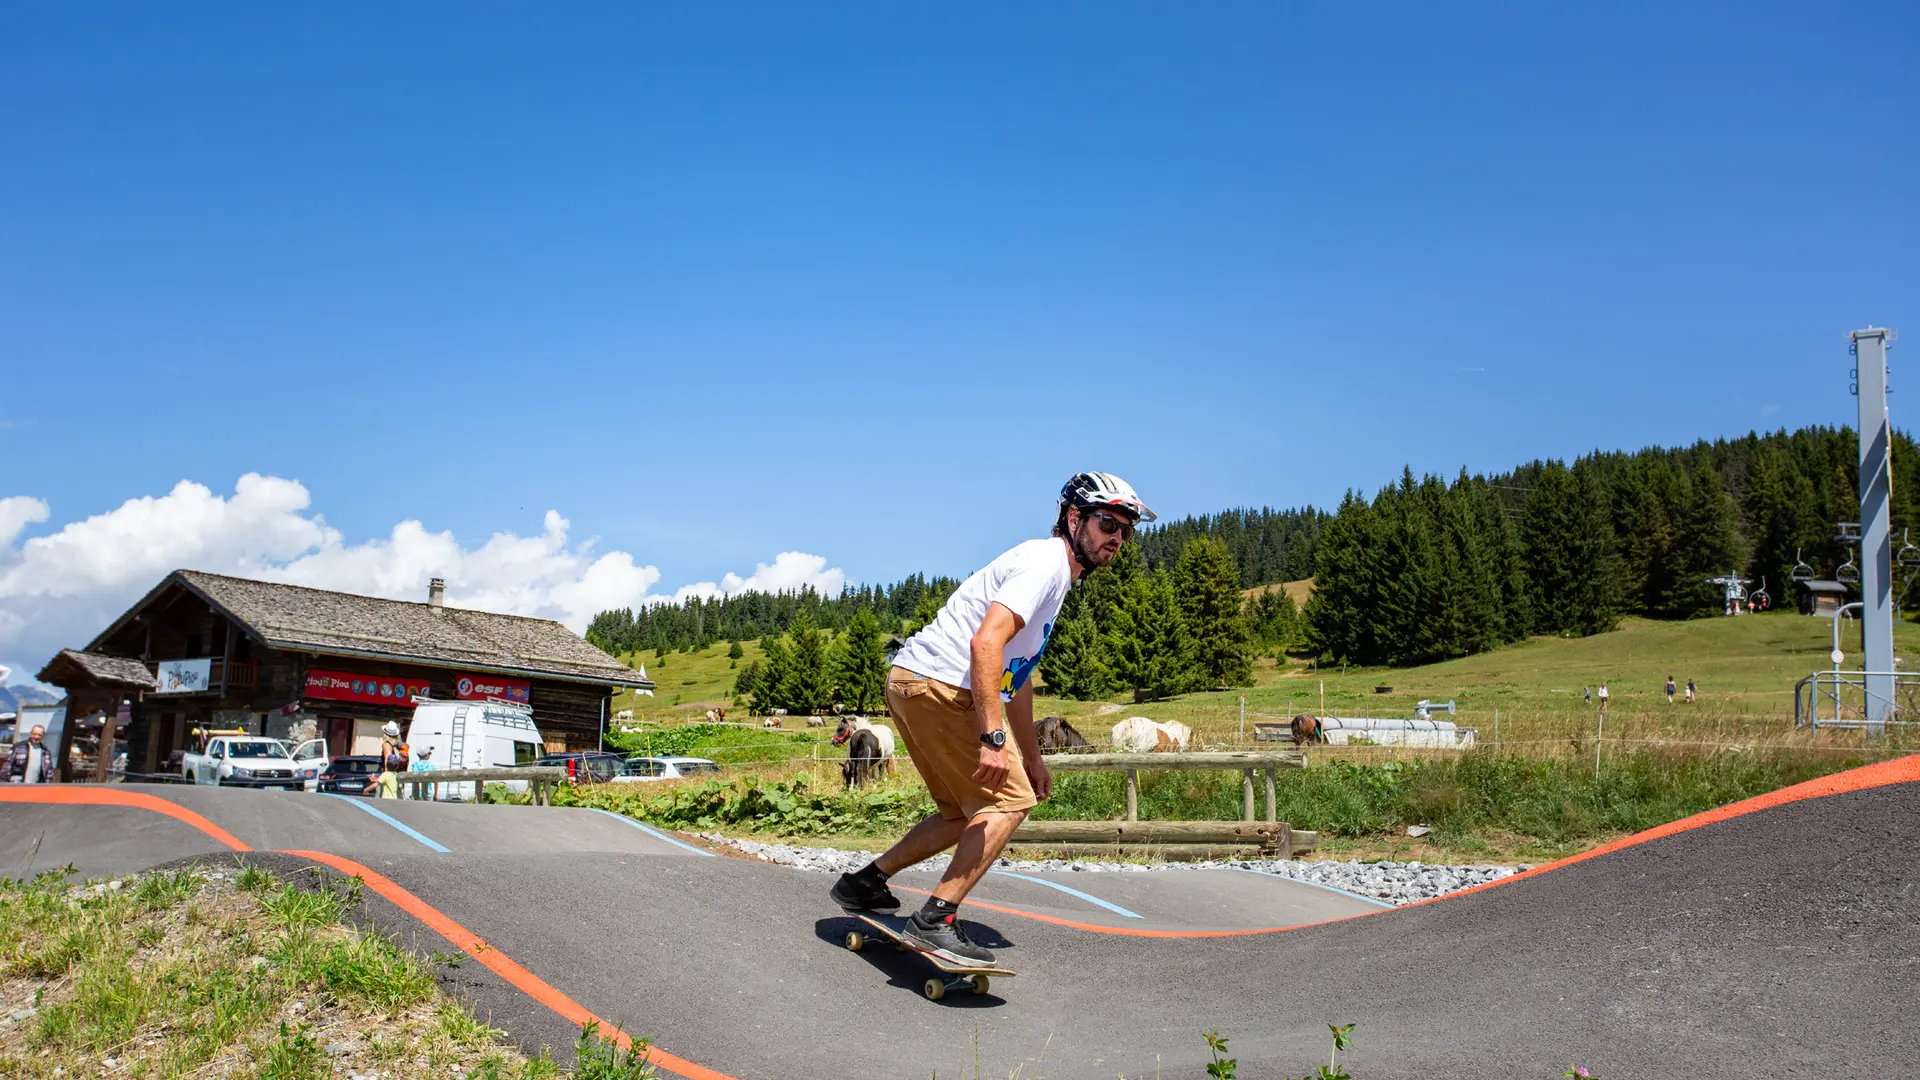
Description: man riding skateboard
831,472,1155,965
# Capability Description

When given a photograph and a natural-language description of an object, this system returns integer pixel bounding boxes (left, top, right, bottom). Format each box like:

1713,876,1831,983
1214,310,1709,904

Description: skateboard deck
842,912,1016,1000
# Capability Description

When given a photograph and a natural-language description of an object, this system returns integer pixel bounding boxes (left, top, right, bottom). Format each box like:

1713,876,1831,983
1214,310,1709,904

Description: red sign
455,674,531,704
304,669,433,705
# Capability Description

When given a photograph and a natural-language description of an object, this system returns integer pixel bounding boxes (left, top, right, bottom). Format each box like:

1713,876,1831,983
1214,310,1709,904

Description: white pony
835,715,898,772
1110,716,1192,753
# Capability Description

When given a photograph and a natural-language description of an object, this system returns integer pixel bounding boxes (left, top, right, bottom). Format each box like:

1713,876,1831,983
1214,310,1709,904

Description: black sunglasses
1084,510,1135,539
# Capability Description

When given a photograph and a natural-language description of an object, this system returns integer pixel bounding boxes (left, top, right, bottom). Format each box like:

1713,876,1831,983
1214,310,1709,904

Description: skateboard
841,912,1017,1001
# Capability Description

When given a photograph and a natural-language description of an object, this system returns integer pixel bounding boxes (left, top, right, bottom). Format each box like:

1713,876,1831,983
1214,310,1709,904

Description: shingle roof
110,570,651,689
39,648,157,689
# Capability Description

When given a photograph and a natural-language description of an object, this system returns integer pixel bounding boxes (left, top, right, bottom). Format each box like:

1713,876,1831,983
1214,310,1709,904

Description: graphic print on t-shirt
998,621,1054,701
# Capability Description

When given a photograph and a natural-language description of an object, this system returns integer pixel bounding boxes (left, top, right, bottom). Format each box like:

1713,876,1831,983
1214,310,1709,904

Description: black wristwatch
979,729,1007,749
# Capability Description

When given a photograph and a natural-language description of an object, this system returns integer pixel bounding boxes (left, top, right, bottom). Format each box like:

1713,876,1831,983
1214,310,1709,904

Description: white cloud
0,474,846,683
0,497,50,548
670,551,847,603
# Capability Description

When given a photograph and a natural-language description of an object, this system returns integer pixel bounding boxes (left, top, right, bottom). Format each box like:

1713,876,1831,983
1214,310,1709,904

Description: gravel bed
698,833,1526,906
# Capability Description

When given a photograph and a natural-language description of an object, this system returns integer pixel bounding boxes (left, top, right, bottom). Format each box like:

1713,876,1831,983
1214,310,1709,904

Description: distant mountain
0,684,61,715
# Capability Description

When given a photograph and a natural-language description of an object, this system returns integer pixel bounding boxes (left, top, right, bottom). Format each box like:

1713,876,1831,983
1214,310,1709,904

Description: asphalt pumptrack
4,758,1916,1079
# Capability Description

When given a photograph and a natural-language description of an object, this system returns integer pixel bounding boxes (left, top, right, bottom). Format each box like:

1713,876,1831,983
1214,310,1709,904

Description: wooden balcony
214,659,259,690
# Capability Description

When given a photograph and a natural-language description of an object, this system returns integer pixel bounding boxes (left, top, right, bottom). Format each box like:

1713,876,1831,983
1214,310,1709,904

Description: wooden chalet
37,570,653,780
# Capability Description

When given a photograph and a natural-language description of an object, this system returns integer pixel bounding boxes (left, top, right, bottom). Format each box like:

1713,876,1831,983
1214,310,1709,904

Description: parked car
316,756,383,796
533,751,626,785
181,733,302,790
405,698,546,800
615,756,721,782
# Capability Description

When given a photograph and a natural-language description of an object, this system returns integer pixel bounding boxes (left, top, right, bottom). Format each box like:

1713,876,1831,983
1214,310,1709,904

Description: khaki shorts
886,668,1036,821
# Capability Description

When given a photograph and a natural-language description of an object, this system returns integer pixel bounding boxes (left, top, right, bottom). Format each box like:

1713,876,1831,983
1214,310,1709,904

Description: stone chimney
429,578,446,610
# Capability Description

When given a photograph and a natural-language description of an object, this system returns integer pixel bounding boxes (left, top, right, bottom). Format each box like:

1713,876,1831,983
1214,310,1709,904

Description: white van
403,697,545,801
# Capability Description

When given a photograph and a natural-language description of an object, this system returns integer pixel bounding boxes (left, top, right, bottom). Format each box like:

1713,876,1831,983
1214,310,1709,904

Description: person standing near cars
5,725,55,783
408,744,438,800
829,472,1154,966
377,721,408,798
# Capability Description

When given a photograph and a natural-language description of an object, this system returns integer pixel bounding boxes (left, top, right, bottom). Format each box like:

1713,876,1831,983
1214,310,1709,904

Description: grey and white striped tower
1853,327,1895,730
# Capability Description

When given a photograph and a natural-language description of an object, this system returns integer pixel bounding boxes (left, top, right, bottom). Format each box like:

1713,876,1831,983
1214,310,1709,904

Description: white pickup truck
181,732,326,790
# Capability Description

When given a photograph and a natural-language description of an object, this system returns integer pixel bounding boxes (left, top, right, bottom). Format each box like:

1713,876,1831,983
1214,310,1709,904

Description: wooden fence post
1125,769,1139,821
1264,767,1276,823
1241,768,1254,821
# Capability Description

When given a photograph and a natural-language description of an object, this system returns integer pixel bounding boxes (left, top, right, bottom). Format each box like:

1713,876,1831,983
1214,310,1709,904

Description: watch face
983,730,1006,748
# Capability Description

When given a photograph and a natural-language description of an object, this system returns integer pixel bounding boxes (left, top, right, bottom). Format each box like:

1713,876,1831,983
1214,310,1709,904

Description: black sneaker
830,871,900,912
901,911,996,967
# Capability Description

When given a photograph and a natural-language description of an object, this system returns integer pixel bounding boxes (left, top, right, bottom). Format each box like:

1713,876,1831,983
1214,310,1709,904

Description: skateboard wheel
970,974,990,995
922,978,946,1001
845,931,864,953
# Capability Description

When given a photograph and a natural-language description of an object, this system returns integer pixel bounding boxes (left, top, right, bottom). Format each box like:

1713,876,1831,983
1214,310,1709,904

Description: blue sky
2,3,1916,675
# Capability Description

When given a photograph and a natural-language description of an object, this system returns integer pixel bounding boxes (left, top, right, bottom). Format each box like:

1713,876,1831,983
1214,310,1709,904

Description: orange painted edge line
0,785,252,851
901,753,1920,938
1398,751,1920,911
281,851,737,1080
0,788,734,1080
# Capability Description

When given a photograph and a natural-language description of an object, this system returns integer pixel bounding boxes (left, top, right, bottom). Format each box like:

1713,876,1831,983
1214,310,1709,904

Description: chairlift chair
1837,548,1861,585
1899,529,1920,568
1751,577,1770,608
1790,549,1816,584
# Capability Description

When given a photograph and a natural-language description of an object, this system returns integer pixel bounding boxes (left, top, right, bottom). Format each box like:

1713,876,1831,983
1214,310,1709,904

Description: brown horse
1290,714,1327,745
1035,715,1091,752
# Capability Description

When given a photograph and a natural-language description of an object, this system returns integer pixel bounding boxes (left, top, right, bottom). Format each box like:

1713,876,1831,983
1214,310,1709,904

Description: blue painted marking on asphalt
584,808,715,856
1221,865,1394,908
988,870,1144,918
318,793,451,853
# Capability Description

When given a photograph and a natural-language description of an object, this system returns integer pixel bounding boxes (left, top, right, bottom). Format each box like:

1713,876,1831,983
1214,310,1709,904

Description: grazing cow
1290,714,1327,745
1035,715,1091,752
833,716,898,772
841,728,883,790
1110,716,1192,753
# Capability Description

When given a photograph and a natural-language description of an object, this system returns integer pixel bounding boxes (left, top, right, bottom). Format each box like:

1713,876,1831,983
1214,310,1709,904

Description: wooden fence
1016,750,1315,856
390,766,566,805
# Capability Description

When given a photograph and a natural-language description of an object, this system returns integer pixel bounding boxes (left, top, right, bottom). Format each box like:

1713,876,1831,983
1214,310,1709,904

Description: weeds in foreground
0,864,546,1080
571,1020,658,1080
255,1021,330,1080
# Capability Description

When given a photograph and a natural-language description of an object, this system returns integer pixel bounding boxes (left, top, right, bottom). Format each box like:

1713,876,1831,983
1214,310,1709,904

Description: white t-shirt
893,538,1073,701
23,745,44,783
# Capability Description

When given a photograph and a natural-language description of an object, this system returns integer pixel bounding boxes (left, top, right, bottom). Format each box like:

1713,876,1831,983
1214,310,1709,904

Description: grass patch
552,769,935,836
603,722,824,766
0,864,649,1079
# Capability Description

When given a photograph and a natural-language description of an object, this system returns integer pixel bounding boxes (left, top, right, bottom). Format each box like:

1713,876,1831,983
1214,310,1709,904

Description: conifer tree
1140,569,1199,697
757,635,794,714
1306,491,1372,662
1245,588,1302,654
1665,467,1747,616
1175,536,1253,686
1522,461,1620,635
1744,447,1816,598
832,608,890,713
731,659,763,708
784,608,832,714
1037,591,1111,700
727,640,744,661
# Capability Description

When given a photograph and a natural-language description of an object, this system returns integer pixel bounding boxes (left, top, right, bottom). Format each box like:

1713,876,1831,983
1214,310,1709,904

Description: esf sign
455,675,531,704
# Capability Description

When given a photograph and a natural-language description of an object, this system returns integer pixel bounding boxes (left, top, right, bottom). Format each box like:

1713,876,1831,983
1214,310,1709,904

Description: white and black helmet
1058,472,1156,524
